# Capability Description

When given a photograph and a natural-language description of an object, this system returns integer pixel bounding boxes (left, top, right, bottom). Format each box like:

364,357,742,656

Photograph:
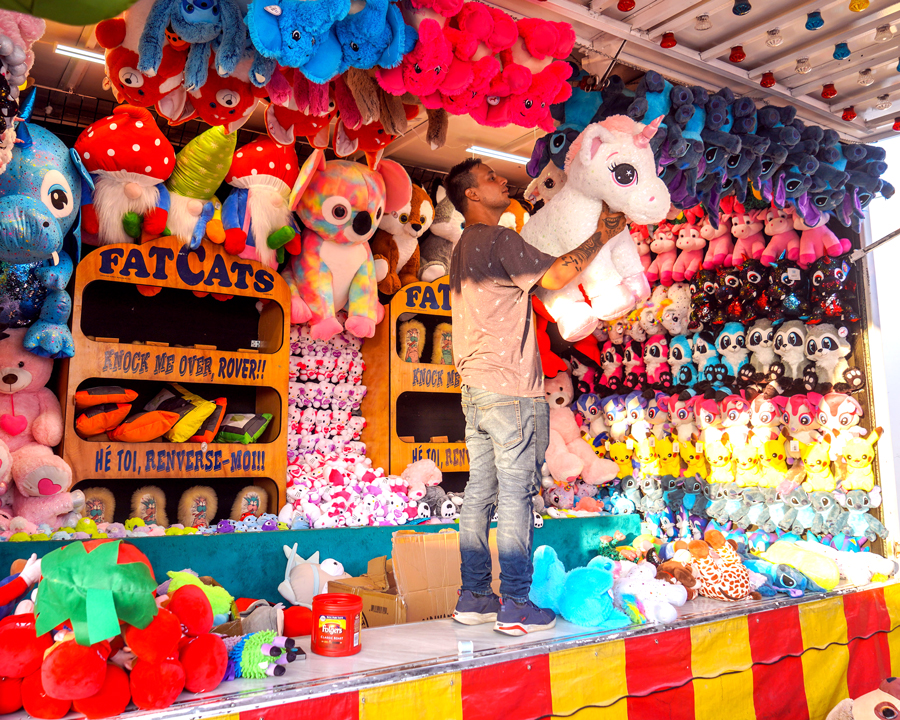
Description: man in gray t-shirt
445,158,626,636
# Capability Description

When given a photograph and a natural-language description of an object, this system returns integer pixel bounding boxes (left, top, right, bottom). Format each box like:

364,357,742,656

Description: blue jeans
459,385,549,603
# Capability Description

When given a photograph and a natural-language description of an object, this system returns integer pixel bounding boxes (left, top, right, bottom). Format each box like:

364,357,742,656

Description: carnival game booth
2,0,900,718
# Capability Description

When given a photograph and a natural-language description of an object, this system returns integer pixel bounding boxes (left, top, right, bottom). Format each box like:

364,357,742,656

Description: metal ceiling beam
624,0,701,30
788,37,900,95
589,0,619,11
700,0,844,61
646,0,733,38
829,76,900,108
747,5,900,77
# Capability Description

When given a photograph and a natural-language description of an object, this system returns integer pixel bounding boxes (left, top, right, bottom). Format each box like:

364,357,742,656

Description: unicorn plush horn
634,116,664,148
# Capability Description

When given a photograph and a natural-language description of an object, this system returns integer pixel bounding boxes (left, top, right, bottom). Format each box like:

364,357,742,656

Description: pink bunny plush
761,206,800,266
672,223,705,282
731,209,766,265
645,222,677,286
788,206,852,269
700,213,735,269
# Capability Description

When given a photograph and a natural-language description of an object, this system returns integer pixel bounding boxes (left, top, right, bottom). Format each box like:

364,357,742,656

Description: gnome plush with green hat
165,125,236,249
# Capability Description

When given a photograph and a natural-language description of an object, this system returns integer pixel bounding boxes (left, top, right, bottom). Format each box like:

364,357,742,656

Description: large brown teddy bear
372,184,434,295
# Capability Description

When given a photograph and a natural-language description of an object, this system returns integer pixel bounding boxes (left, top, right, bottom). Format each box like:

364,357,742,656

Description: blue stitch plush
247,0,350,83
138,0,246,92
0,107,93,358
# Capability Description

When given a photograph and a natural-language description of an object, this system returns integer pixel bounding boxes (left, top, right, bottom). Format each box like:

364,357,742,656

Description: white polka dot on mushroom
145,166,152,173
110,123,117,130
256,146,263,151
136,121,143,128
132,144,140,152
107,149,115,156
286,163,291,170
154,139,160,146
164,157,169,164
237,152,243,158
251,168,257,175
269,161,275,169
83,151,90,159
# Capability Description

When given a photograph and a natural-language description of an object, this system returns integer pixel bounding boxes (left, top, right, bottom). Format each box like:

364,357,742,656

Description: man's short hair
445,158,482,214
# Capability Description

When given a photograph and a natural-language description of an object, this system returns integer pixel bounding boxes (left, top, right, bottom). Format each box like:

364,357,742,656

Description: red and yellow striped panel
243,588,900,720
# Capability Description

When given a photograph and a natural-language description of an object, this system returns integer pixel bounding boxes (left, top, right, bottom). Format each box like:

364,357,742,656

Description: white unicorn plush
522,115,671,342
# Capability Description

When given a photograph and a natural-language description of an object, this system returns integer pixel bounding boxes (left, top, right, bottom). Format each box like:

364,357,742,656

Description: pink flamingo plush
700,213,735,269
731,209,767,265
645,221,677,286
760,206,800,266
787,206,852,269
672,223,705,282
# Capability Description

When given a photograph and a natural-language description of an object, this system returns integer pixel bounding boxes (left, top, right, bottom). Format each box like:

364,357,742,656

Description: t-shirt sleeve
494,229,556,293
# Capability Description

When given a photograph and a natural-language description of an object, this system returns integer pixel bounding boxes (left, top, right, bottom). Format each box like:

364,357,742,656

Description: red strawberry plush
21,670,72,719
41,639,111,700
73,663,131,719
124,606,182,663
130,657,186,710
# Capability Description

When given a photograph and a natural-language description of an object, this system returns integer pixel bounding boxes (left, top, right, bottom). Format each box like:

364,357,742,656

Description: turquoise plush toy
530,545,632,629
335,0,416,73
0,92,93,359
247,0,350,83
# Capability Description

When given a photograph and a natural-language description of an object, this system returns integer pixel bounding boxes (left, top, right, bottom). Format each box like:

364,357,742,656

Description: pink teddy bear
0,329,83,532
645,222,677,286
672,223,705,282
730,209,766,265
700,213,735,269
761,206,800,266
787,206,852,269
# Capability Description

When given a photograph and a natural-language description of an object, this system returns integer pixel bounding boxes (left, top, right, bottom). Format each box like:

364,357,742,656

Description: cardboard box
328,556,407,628
390,529,501,624
332,529,500,628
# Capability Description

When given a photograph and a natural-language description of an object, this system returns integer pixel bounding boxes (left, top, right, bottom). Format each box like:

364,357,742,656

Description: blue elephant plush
247,0,350,83
0,112,92,359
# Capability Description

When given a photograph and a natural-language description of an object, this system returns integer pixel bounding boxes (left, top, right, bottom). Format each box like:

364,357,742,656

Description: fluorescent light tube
55,44,105,64
466,146,529,164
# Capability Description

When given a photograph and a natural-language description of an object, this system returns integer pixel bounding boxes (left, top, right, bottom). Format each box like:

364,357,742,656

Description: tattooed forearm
560,233,602,271
538,204,629,290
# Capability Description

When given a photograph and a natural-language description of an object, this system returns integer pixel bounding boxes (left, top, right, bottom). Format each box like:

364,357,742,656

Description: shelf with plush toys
60,234,291,513
518,76,894,557
361,278,467,480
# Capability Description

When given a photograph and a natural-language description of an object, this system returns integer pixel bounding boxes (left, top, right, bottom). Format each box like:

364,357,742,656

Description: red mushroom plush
220,137,300,268
74,105,176,245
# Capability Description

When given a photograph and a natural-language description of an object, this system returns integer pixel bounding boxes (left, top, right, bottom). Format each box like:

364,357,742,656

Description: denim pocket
480,401,523,449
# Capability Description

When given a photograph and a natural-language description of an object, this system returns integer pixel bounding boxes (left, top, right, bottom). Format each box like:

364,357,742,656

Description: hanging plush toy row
529,70,893,234
92,0,578,149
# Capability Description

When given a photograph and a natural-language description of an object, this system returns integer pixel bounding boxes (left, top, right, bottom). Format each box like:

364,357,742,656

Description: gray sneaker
452,590,501,625
494,598,556,636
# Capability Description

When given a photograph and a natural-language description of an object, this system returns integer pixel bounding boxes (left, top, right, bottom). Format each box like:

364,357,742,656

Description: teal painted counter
0,515,640,603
